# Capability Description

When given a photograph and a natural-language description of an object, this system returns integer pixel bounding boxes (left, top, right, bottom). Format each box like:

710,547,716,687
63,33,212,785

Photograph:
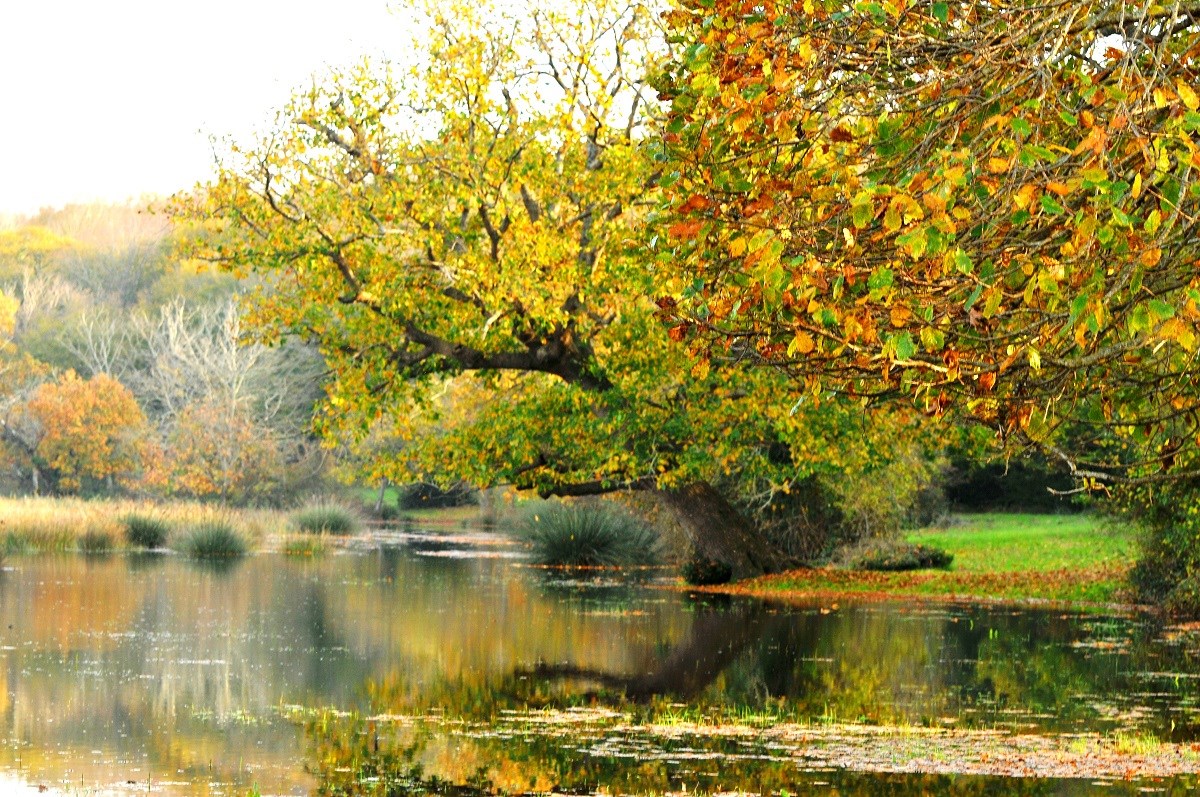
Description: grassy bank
0,496,283,554
716,513,1137,607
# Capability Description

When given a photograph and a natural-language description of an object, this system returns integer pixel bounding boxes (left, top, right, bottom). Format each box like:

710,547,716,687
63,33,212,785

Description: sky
0,0,406,217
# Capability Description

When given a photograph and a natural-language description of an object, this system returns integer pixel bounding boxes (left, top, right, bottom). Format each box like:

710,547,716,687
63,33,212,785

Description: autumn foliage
659,0,1200,489
25,372,147,493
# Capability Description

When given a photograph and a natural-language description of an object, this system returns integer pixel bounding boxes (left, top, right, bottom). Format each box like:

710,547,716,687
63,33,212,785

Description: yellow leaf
987,157,1011,174
1014,184,1038,210
1178,79,1200,111
788,331,815,355
1131,173,1143,199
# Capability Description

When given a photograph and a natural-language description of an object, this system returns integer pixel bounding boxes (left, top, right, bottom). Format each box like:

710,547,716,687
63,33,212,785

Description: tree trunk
375,478,389,513
31,465,40,497
655,481,794,579
522,602,775,702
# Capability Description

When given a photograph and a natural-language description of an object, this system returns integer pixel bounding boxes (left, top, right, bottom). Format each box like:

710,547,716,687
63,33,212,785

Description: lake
0,523,1198,795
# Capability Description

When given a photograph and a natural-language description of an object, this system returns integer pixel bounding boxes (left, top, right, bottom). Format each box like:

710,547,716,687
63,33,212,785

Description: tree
146,398,285,503
173,0,942,573
658,0,1200,492
24,371,147,494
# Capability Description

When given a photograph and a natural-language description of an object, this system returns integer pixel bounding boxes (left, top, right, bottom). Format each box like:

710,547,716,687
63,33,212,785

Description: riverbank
708,513,1138,609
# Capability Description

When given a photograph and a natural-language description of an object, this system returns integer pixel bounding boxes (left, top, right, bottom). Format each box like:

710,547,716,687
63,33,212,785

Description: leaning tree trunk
655,481,794,579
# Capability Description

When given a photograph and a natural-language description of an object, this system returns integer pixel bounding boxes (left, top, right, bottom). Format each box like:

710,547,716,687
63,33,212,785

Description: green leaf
896,226,928,259
1040,195,1064,216
1149,299,1176,321
868,268,895,291
920,326,945,352
932,2,949,23
963,284,984,312
954,249,974,274
852,198,875,229
888,331,917,361
1009,117,1032,137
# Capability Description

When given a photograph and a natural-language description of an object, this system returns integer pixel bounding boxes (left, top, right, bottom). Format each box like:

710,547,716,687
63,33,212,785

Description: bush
681,557,733,586
849,541,953,571
79,529,116,554
124,514,169,549
293,502,361,535
180,521,247,557
519,502,660,567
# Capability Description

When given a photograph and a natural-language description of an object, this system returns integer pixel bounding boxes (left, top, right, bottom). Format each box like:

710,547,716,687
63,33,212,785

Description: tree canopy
176,0,899,488
659,0,1200,490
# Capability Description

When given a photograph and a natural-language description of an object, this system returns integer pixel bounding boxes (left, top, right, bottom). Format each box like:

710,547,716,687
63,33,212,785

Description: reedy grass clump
180,520,247,558
78,528,116,554
518,501,661,568
282,534,328,557
123,513,170,549
293,502,361,536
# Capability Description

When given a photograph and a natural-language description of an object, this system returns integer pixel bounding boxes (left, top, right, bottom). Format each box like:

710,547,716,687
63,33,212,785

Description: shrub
519,502,660,567
293,502,361,536
79,529,116,554
681,557,733,586
124,514,169,549
180,521,247,557
849,541,954,572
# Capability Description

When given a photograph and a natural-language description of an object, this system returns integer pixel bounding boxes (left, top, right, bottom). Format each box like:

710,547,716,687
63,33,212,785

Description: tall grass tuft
79,529,116,554
282,534,328,557
180,521,247,558
519,502,661,567
293,502,361,536
124,514,169,549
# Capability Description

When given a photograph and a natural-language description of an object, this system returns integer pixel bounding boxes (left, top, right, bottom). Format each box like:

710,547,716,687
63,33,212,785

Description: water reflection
0,536,1195,794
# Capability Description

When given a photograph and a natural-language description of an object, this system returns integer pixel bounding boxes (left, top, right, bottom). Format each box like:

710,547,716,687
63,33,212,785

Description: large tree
659,0,1200,489
172,0,938,574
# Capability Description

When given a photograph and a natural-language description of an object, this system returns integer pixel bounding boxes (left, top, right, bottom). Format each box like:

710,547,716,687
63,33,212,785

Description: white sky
0,0,406,217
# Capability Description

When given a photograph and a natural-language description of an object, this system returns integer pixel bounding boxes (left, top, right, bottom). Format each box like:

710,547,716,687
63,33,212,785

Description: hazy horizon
0,0,405,217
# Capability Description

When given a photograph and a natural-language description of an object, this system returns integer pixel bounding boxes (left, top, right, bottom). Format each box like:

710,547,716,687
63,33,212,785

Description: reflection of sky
0,0,405,216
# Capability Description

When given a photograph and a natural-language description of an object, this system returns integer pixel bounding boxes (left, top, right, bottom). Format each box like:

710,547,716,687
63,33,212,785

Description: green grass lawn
720,513,1140,608
906,513,1134,574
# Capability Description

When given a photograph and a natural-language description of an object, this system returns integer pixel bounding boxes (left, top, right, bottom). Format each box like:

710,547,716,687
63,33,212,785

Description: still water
0,525,1198,795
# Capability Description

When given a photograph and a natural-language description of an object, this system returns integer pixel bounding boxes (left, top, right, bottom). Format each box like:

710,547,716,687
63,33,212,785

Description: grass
907,513,1132,573
519,501,661,567
123,513,169,549
281,534,328,556
0,497,276,554
293,502,361,535
719,513,1136,607
78,528,116,554
179,520,248,558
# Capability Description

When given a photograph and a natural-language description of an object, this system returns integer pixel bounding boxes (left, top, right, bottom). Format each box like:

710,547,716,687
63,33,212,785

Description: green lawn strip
907,513,1134,574
720,513,1137,606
